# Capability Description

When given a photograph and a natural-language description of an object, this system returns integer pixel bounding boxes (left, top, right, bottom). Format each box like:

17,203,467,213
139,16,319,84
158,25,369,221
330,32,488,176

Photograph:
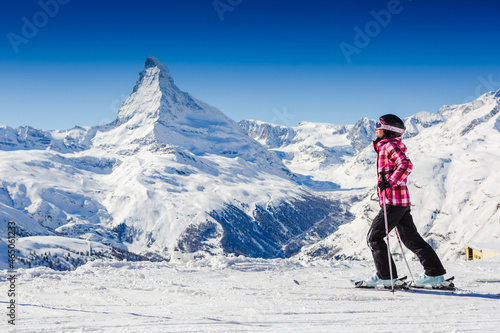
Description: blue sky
1,0,500,130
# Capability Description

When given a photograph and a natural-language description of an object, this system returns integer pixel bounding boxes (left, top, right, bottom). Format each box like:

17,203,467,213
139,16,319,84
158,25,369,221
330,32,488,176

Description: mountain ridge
1,57,499,270
0,57,351,269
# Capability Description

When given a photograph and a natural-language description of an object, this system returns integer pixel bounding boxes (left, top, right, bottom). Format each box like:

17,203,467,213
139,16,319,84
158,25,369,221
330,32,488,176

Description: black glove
378,173,391,191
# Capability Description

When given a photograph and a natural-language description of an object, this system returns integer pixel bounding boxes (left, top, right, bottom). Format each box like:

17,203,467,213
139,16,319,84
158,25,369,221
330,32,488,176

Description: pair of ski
354,276,456,291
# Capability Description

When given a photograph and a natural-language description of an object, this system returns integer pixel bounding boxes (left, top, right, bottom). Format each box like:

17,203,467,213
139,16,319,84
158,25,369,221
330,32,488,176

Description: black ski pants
367,205,446,280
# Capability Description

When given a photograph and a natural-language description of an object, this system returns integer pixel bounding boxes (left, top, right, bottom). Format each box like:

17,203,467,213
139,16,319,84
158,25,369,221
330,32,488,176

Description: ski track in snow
1,256,499,332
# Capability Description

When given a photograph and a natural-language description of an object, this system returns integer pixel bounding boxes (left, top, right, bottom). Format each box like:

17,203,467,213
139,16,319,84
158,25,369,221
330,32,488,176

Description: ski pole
394,228,415,284
381,190,395,291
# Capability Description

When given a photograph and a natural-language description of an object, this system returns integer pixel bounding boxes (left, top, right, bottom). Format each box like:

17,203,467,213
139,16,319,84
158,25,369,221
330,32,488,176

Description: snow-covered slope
3,256,499,332
240,120,358,184
0,57,351,268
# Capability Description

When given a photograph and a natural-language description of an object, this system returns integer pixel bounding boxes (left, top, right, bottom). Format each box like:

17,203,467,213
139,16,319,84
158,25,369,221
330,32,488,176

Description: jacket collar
373,137,402,153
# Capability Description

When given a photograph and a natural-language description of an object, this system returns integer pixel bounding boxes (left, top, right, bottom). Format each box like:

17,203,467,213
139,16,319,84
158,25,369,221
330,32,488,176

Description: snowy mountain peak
142,55,176,88
132,56,177,96
117,57,172,123
438,89,500,118
107,57,283,161
144,55,165,69
117,56,223,128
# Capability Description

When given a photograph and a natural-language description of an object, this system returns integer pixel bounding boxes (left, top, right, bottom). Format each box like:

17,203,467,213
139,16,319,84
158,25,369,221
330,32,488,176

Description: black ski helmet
377,114,405,137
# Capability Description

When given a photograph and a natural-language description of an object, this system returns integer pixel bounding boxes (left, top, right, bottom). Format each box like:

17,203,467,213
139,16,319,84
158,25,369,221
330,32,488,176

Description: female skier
361,114,447,288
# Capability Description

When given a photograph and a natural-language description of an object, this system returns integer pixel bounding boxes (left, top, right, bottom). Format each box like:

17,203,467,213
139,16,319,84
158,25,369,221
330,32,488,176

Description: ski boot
411,275,455,290
355,274,406,289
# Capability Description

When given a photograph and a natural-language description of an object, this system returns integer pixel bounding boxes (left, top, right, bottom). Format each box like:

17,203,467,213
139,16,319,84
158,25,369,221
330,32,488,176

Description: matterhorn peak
116,56,181,123
144,55,165,69
131,56,176,94
144,56,175,86
102,56,291,176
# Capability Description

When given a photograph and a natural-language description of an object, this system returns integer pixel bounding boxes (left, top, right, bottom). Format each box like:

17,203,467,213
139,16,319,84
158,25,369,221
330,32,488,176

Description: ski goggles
375,121,405,134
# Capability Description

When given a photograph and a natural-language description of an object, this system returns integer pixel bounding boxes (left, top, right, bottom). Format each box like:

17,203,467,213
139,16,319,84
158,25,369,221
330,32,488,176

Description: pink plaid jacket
373,137,413,207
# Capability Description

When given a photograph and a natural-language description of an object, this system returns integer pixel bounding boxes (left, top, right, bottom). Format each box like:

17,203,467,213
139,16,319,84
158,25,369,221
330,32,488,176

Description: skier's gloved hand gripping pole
379,172,415,287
